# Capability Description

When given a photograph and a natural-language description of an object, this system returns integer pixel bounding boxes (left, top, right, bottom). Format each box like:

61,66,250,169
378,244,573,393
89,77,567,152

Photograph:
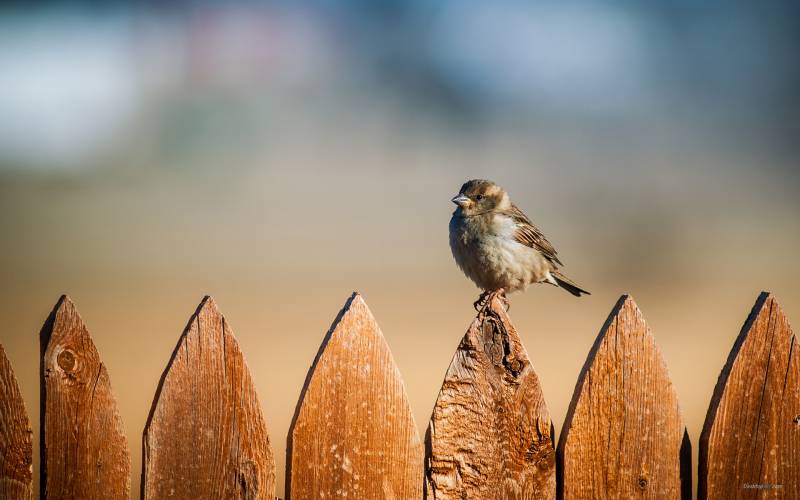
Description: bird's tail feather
551,271,590,297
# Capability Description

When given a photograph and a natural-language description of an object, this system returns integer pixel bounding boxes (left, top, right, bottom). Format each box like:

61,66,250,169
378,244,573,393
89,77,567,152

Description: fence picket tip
39,295,131,499
698,291,797,498
426,293,555,498
287,292,422,499
194,294,217,314
558,294,688,499
143,295,275,499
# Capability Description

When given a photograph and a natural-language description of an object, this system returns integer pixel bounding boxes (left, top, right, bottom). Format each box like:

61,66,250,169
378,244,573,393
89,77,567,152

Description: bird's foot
474,289,510,312
473,291,491,311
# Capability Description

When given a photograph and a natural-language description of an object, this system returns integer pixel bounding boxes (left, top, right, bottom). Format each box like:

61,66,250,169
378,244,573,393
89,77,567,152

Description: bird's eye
476,195,484,201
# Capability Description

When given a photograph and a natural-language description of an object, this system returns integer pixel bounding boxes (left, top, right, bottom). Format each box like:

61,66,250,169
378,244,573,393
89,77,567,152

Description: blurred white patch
0,11,143,168
430,1,651,111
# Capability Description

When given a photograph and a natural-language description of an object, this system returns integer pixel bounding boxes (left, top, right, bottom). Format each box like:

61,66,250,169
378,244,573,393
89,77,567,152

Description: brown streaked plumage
449,179,589,305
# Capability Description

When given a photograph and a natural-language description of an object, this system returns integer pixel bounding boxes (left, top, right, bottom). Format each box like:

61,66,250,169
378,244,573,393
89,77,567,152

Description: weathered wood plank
425,294,555,499
699,292,799,498
40,295,130,498
143,296,275,499
557,295,690,499
287,292,423,499
0,343,33,499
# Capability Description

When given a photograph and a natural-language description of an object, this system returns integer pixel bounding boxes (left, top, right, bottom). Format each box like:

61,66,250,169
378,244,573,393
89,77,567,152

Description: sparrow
449,179,589,308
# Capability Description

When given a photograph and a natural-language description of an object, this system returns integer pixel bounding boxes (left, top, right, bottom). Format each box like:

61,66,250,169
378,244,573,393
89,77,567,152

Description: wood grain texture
425,294,555,499
287,292,423,499
557,295,690,499
0,343,33,499
143,296,275,499
40,295,130,499
699,292,799,499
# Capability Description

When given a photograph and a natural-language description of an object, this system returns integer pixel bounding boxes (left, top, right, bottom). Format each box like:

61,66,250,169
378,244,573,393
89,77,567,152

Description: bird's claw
473,291,491,311
474,289,510,312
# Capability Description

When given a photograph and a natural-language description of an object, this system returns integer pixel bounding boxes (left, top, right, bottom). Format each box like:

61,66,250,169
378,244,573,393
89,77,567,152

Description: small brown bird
449,179,589,308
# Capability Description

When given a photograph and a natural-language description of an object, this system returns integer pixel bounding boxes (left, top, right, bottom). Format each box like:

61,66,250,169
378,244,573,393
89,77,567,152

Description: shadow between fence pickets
0,291,796,499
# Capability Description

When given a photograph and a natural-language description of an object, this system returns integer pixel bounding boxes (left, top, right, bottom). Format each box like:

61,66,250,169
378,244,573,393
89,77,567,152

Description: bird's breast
449,213,550,292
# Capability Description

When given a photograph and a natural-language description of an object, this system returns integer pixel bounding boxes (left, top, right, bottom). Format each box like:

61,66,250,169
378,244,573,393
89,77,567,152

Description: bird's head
451,179,510,215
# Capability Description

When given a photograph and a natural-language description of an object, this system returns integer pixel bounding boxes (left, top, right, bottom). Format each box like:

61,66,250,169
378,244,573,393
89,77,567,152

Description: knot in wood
481,317,505,366
793,414,800,425
484,342,504,365
638,477,648,490
57,348,77,373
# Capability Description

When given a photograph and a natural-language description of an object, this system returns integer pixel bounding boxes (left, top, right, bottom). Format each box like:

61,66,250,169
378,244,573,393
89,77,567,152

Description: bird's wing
501,204,563,266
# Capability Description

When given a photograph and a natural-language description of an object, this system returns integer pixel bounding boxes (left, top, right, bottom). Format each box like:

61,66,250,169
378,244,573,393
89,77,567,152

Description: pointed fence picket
557,295,691,499
286,292,423,499
40,296,130,499
0,291,795,498
142,296,275,499
699,292,799,499
425,294,555,499
0,343,33,499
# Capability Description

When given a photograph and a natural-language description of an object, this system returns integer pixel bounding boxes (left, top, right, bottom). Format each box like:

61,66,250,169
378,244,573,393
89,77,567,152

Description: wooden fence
0,291,796,499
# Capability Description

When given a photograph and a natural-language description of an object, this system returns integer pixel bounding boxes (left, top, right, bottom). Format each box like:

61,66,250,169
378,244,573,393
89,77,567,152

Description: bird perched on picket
449,179,589,309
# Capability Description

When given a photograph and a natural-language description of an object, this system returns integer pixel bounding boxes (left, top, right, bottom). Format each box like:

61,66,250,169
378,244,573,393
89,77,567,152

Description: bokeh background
1,1,798,497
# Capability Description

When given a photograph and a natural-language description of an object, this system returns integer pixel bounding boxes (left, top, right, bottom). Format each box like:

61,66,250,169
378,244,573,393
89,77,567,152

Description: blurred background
1,0,798,497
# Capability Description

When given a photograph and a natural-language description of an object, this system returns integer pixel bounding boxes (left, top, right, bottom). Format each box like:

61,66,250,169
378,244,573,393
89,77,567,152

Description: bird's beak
451,194,470,207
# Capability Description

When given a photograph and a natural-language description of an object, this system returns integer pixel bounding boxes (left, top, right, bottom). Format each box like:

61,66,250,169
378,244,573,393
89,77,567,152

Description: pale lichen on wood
0,343,33,499
143,296,275,499
557,295,690,499
40,295,131,499
699,292,799,499
425,294,555,499
287,292,423,499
